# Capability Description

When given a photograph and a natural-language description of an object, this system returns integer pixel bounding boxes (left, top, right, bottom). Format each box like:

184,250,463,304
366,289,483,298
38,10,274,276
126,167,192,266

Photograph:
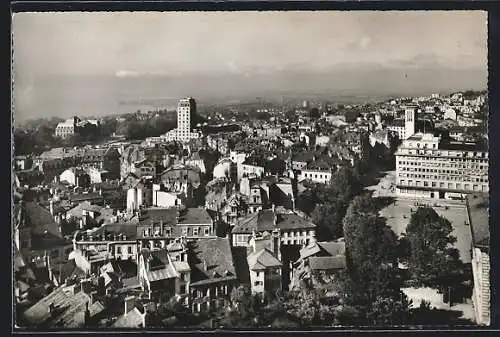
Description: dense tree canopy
342,194,407,324
297,166,362,241
404,207,465,289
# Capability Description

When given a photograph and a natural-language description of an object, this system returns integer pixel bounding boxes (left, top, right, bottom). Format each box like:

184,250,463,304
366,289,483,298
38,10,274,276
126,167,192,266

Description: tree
309,107,320,119
220,285,261,328
342,195,405,322
215,220,230,238
311,202,345,240
367,292,412,326
404,207,464,289
283,287,338,326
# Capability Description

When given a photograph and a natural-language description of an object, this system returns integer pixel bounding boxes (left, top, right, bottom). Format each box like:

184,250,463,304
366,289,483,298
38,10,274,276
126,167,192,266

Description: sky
12,11,488,121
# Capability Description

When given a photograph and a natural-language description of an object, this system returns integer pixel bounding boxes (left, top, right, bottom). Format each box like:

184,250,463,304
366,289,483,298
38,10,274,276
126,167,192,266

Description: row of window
399,158,488,165
194,284,229,298
302,172,331,180
116,246,134,254
399,167,487,174
398,173,487,183
399,180,487,191
399,164,487,171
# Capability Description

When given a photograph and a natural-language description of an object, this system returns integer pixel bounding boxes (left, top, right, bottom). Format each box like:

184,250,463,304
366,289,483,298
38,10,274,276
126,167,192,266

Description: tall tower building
177,97,197,141
405,107,416,139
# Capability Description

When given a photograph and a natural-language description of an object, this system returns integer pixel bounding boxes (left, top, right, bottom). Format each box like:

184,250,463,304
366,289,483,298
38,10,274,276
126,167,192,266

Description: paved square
366,171,472,263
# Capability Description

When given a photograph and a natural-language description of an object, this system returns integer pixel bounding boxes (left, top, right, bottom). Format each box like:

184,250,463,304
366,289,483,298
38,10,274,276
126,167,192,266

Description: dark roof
138,207,178,226
51,260,85,284
22,286,105,327
189,237,237,286
276,213,316,230
80,222,139,241
466,193,489,250
440,141,488,152
178,208,213,225
138,207,212,227
17,202,58,233
69,193,104,203
232,209,315,234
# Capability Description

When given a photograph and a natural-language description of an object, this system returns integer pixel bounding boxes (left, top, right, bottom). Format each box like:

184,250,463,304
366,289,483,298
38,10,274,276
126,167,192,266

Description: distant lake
13,68,485,122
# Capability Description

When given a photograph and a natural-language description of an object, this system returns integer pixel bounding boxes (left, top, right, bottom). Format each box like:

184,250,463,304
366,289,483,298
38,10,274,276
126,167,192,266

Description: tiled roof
309,256,346,270
69,193,103,203
138,207,178,226
66,201,104,218
317,241,346,257
112,307,144,328
178,208,213,225
146,263,177,282
22,286,105,327
232,209,315,234
189,237,237,286
276,212,316,230
247,248,282,271
78,222,138,241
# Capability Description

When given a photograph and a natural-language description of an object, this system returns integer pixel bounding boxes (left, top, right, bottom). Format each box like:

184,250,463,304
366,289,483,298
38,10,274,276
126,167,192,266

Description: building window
128,246,132,254
256,271,260,277
180,285,186,294
193,228,199,236
204,228,210,236
117,246,122,254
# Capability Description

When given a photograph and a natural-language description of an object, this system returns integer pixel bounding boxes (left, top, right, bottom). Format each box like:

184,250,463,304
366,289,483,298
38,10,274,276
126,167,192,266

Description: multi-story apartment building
55,117,80,138
395,133,488,199
297,168,333,184
163,97,201,142
232,206,316,247
136,207,215,250
137,237,237,312
71,222,139,274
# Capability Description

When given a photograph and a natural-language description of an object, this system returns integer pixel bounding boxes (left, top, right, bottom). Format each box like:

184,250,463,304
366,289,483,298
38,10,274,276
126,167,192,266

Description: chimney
83,302,90,326
124,295,136,315
48,303,55,315
140,308,147,328
80,279,91,294
89,290,97,304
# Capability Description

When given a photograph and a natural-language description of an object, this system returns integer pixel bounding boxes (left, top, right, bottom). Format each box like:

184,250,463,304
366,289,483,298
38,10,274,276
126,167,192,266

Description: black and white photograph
12,10,490,329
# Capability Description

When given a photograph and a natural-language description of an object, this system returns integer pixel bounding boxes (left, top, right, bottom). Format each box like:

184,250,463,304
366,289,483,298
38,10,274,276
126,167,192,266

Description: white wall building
298,169,333,184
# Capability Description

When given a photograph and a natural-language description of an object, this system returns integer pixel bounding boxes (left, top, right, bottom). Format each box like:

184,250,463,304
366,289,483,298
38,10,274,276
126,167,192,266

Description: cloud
358,36,372,50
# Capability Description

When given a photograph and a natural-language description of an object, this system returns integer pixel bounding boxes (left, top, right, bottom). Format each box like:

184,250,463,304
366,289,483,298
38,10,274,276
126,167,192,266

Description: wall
472,248,490,325
249,269,265,294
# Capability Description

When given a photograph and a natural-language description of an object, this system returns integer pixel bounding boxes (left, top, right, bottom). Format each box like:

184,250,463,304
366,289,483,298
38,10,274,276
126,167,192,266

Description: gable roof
189,237,237,286
22,286,104,328
309,256,346,271
247,248,282,271
112,307,144,328
232,209,315,234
